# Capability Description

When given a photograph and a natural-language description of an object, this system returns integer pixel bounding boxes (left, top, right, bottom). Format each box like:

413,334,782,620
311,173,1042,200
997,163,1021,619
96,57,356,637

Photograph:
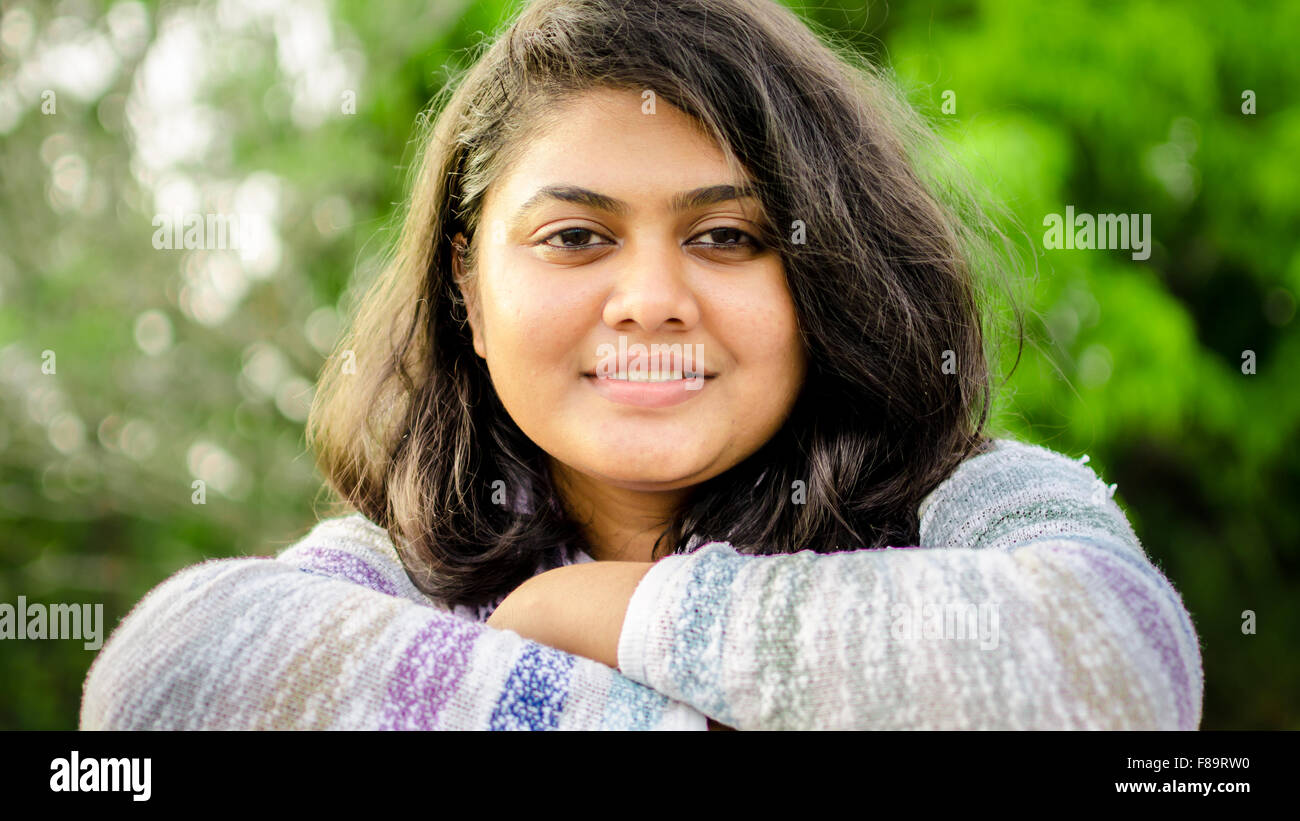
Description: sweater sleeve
616,439,1205,730
79,514,707,730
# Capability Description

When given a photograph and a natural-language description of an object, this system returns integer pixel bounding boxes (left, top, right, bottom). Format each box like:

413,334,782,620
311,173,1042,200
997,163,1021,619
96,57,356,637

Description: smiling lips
583,349,715,408
584,371,713,407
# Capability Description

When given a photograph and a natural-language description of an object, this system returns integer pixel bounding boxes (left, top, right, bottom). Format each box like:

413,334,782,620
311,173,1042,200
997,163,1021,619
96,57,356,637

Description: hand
483,562,656,669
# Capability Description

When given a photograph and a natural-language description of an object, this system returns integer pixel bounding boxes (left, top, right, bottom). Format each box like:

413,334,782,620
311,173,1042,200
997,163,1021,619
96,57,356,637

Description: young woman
81,0,1203,730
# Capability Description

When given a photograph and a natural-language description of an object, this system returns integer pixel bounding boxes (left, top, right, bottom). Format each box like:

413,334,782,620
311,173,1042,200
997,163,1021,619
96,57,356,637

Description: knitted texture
78,514,704,730
80,438,1203,730
619,439,1203,729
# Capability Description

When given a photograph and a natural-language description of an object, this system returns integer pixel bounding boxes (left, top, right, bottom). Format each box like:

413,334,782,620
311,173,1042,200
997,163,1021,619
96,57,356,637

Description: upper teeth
608,371,699,382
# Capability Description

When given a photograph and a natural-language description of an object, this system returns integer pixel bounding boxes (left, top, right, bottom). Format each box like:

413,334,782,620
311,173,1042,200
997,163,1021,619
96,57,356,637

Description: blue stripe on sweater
599,674,660,731
489,643,575,730
667,543,744,719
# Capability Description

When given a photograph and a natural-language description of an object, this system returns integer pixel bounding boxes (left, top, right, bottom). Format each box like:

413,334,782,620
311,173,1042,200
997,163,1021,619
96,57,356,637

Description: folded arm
80,516,707,731
610,439,1205,730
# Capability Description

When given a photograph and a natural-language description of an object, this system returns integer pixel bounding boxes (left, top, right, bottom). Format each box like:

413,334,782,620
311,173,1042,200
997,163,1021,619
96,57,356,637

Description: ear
451,232,486,359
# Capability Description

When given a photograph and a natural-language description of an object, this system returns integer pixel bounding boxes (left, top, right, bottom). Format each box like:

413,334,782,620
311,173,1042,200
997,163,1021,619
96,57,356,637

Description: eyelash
536,226,763,253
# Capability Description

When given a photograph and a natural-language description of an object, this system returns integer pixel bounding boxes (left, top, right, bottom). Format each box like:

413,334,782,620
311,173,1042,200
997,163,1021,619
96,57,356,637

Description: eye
538,227,613,251
535,225,765,253
689,226,763,252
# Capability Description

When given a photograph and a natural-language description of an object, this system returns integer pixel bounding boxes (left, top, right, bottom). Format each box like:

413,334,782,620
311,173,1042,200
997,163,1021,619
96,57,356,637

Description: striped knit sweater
79,438,1204,730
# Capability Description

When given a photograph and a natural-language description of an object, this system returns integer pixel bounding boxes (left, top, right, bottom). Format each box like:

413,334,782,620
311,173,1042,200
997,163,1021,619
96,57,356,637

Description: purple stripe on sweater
380,614,482,730
1049,544,1195,729
294,546,399,596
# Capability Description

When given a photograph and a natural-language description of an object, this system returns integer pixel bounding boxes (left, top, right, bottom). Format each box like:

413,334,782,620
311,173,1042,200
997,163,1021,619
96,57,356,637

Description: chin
583,450,719,489
598,473,711,492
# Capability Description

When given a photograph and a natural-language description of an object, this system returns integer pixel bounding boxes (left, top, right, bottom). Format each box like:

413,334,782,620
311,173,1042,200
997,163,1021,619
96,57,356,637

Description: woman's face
457,86,806,494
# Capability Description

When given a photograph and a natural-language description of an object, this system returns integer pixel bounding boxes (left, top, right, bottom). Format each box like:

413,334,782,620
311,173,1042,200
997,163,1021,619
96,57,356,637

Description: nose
601,235,701,332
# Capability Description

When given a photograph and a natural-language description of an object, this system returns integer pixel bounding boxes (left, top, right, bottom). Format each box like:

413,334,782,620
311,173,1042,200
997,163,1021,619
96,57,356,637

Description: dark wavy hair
307,0,1024,608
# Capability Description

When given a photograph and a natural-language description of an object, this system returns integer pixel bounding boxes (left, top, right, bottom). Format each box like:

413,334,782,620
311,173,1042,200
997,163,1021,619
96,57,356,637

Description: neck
550,460,690,563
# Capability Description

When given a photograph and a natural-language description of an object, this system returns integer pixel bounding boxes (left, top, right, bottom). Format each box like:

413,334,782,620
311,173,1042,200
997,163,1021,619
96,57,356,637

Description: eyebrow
510,183,762,231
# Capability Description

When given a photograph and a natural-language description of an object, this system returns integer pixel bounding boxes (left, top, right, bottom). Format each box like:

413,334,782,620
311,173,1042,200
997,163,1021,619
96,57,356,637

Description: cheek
723,277,805,386
740,330,805,417
479,268,589,381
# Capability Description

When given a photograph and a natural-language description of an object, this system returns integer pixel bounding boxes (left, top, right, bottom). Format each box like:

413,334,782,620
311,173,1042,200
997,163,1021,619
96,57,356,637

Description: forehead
485,87,743,213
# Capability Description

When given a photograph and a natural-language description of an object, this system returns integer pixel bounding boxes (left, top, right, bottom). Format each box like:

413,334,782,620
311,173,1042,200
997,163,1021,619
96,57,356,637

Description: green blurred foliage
0,0,1294,729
